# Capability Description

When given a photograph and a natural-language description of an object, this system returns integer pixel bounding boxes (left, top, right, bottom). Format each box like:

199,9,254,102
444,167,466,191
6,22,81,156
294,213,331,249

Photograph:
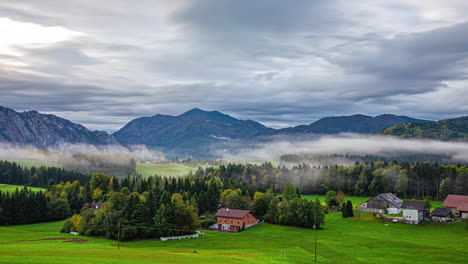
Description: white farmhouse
402,201,429,224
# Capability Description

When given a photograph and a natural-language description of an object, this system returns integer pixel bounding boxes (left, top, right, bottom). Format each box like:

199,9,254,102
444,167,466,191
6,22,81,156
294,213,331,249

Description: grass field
0,184,45,193
136,163,219,177
0,212,466,264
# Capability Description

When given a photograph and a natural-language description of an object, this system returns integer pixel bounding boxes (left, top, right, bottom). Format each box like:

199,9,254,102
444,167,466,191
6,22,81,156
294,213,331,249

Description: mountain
0,106,119,148
113,108,274,158
277,114,433,135
378,116,468,140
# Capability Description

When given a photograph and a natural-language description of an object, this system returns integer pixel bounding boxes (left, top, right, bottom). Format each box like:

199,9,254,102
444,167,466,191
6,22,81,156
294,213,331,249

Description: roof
214,208,254,219
379,193,403,208
431,207,450,217
401,201,428,211
442,195,468,211
360,193,402,208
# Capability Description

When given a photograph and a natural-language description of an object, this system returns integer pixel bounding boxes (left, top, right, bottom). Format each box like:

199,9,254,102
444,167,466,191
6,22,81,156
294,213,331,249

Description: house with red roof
442,195,468,219
214,208,259,232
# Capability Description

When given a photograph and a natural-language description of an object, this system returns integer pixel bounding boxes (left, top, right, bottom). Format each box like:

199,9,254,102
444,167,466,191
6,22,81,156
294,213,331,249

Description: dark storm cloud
0,1,467,131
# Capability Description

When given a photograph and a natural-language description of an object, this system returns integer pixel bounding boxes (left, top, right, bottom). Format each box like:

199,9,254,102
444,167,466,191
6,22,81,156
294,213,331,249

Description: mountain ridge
378,116,468,141
0,106,119,148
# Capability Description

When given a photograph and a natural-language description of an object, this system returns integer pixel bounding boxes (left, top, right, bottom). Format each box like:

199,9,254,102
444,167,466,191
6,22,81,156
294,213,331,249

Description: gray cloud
0,1,467,131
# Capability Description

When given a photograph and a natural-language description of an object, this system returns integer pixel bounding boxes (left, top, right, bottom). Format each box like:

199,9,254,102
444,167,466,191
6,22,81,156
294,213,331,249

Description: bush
61,219,73,233
200,219,216,228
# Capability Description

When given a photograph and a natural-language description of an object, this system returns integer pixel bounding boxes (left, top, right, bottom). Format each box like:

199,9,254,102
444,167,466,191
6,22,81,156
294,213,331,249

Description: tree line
191,161,468,200
0,160,90,188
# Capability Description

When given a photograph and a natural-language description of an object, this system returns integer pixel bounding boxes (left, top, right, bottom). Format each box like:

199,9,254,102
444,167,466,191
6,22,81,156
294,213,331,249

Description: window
238,221,240,224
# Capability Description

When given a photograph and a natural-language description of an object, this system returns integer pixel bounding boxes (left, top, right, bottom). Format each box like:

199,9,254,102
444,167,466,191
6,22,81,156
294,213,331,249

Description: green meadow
136,163,219,177
0,184,45,193
0,211,466,264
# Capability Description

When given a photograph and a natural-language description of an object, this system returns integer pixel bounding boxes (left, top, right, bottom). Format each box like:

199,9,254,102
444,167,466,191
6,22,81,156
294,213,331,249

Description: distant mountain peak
178,108,237,123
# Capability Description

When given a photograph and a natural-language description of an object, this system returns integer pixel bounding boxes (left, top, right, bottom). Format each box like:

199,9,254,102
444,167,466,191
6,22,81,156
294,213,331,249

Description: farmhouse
442,194,468,219
214,208,259,232
357,193,402,214
402,201,429,224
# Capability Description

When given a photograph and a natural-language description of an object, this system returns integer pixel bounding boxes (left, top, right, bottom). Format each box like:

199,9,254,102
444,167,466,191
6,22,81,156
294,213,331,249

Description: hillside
114,108,273,158
0,106,119,148
379,116,468,140
278,114,432,134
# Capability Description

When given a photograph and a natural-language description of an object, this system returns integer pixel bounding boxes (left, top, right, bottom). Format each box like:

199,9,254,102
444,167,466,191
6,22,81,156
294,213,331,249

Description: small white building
402,201,429,224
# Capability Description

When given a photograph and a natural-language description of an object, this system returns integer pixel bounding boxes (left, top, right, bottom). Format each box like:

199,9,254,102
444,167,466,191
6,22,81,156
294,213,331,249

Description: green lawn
0,184,45,193
0,212,466,264
136,163,219,177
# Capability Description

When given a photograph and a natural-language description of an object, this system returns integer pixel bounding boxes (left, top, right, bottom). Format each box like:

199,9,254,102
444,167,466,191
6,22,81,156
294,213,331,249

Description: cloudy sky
0,0,467,132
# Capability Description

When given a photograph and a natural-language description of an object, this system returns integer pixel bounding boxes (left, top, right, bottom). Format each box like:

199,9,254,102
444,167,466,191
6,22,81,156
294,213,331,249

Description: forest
190,161,468,200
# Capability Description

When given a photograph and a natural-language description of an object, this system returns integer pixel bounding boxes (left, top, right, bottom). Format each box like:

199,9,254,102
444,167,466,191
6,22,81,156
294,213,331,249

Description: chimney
226,208,229,212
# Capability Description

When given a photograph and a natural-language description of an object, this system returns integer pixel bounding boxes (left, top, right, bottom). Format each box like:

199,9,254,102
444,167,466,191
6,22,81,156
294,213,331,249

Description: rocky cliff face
0,106,119,147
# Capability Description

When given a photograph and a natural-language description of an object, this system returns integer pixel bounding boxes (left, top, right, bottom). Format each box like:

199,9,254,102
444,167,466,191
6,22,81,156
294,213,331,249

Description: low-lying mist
0,142,165,163
219,134,468,163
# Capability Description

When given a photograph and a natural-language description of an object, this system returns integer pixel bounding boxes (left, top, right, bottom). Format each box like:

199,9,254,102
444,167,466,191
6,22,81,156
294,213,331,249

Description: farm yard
0,208,467,264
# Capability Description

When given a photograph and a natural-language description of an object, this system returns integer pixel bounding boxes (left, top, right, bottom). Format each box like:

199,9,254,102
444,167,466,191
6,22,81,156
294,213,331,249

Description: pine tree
341,202,348,218
346,200,354,217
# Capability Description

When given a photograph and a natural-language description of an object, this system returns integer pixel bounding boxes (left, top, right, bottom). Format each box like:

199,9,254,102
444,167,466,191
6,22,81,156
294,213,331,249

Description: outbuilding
431,207,451,222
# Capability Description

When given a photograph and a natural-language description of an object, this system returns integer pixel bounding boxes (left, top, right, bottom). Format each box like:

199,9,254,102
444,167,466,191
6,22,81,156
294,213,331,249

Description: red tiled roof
214,208,251,219
442,195,468,211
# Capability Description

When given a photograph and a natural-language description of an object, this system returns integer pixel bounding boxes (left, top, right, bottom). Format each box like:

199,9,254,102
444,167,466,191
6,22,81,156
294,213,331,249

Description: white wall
403,209,419,223
387,208,401,214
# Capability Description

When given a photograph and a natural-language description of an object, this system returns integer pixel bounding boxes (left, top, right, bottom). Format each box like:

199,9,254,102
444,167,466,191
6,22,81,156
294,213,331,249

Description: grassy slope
136,162,279,178
0,184,45,193
0,213,467,264
136,163,219,177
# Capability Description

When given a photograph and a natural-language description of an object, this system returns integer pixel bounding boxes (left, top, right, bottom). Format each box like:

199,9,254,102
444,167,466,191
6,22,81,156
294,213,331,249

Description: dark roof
431,207,450,217
379,193,403,208
401,201,428,211
359,193,402,208
442,195,468,211
214,208,254,219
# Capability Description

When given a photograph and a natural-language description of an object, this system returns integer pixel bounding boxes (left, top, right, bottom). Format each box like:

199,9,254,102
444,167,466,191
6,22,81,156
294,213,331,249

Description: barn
357,193,402,214
442,195,468,219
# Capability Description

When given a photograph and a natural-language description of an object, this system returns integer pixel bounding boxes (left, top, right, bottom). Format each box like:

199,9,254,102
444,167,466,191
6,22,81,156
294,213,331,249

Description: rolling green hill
0,212,466,264
379,116,468,140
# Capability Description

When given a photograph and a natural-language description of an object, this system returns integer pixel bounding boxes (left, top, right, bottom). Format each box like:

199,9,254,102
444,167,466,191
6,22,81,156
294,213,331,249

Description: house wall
403,209,420,224
387,208,401,214
217,213,259,232
462,212,468,219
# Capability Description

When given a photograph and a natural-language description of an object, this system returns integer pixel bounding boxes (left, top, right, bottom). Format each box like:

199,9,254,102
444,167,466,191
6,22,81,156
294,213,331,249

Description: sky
0,0,467,132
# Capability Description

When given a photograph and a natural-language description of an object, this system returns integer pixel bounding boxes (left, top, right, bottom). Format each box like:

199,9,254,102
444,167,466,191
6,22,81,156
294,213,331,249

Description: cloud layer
220,134,468,162
0,1,467,131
